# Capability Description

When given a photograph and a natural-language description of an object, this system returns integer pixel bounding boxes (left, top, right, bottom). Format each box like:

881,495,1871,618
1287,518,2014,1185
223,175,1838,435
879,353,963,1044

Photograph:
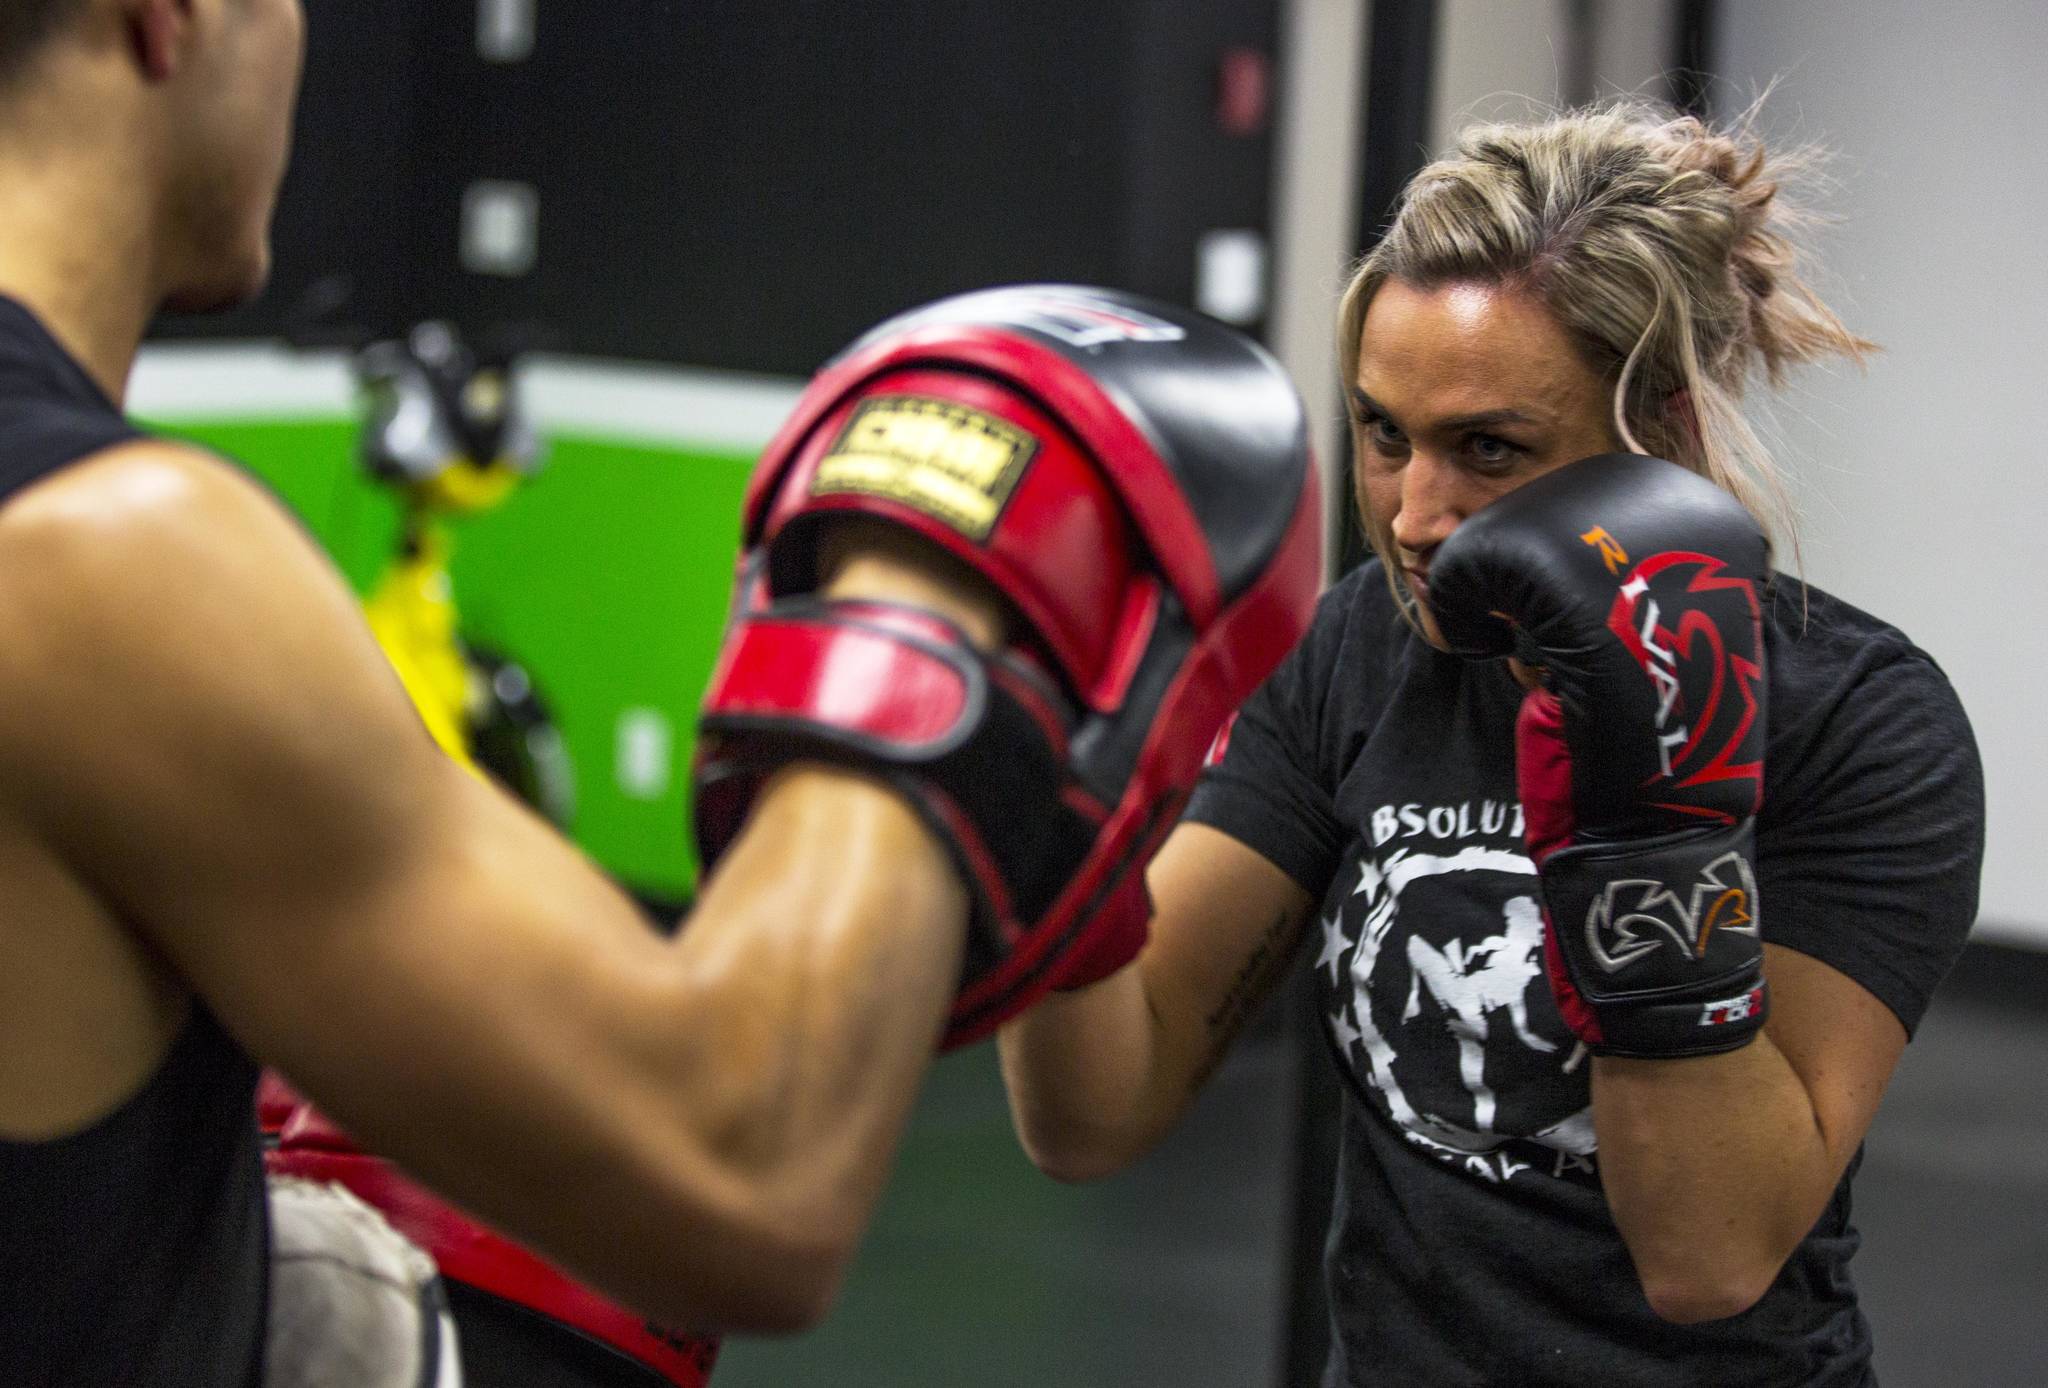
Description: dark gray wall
160,0,1281,376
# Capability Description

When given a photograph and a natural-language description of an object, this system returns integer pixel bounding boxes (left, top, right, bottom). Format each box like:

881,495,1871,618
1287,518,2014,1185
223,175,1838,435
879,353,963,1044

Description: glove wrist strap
1541,818,1769,1058
695,598,1126,1041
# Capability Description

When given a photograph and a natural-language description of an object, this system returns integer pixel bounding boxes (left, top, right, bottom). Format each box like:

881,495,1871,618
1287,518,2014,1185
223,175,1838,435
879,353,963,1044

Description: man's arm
1591,944,1904,1323
0,443,985,1331
998,821,1314,1181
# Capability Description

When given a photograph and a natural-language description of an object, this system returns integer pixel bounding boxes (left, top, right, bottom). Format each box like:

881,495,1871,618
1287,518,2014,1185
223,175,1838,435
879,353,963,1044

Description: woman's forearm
1590,1034,1840,1323
996,970,1171,1181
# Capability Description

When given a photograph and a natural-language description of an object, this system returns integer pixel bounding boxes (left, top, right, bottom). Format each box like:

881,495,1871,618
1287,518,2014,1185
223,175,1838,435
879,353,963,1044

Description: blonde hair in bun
1340,100,1874,577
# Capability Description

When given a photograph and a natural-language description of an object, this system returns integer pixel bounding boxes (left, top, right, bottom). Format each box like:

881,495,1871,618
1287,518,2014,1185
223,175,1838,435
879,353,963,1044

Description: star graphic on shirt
1314,909,1349,986
1329,1001,1363,1055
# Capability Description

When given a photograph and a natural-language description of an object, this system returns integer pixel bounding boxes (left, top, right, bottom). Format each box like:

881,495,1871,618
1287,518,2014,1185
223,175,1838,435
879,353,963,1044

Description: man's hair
0,0,87,88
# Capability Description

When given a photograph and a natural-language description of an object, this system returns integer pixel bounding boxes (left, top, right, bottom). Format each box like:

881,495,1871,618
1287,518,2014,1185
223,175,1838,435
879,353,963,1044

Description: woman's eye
1468,434,1518,465
1363,413,1407,450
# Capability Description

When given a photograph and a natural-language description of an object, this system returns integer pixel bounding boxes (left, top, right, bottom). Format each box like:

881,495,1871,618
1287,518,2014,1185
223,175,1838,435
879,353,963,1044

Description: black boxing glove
1430,454,1770,1059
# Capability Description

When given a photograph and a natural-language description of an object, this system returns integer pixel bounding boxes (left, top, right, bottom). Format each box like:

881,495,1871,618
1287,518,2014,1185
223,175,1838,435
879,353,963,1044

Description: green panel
152,416,752,898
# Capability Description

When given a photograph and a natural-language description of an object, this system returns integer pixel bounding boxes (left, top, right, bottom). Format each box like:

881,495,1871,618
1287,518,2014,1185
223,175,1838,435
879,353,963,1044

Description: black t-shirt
0,296,267,1388
1186,559,1985,1388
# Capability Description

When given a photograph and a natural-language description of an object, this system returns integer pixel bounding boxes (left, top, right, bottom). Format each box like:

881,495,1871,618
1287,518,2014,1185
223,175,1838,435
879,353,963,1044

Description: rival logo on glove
1579,525,1629,575
1605,551,1765,822
1584,851,1761,974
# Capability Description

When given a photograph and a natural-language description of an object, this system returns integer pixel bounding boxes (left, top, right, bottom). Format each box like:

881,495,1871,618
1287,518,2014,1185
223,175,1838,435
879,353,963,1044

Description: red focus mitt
693,285,1322,1046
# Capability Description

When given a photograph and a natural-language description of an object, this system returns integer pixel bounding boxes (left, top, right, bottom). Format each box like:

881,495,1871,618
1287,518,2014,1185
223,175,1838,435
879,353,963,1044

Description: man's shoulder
1,435,243,525
0,441,328,775
0,440,286,595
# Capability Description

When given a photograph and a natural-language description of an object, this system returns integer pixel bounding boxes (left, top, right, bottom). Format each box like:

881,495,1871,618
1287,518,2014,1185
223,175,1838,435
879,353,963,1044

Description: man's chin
160,253,271,316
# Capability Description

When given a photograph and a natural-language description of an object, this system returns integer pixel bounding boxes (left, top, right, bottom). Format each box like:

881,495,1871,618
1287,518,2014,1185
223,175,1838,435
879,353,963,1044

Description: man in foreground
0,2,1321,1382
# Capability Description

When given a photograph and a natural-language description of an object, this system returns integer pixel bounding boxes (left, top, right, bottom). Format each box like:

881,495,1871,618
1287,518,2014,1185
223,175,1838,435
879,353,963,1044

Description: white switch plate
1196,228,1267,325
460,180,540,278
477,0,536,63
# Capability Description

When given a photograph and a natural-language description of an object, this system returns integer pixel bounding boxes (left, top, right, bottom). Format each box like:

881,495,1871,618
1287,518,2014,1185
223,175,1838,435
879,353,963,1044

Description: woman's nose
1389,451,1470,557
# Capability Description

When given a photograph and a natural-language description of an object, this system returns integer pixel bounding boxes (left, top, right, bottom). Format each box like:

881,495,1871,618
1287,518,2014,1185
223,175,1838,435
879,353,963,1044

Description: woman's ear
1665,387,1701,451
124,0,196,83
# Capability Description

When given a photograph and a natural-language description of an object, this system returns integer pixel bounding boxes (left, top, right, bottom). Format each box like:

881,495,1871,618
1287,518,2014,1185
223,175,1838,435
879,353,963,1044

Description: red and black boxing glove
259,1073,720,1387
693,286,1323,1047
1430,454,1770,1059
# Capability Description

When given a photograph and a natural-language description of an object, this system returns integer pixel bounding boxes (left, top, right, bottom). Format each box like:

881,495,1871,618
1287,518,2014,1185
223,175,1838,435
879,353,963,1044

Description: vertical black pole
1329,0,1440,578
1280,5,1439,1384
1671,0,1719,119
1352,0,1441,274
1561,0,1600,108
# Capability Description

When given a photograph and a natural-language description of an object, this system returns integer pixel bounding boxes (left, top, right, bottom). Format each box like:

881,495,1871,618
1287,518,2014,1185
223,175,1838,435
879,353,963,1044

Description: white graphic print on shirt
1320,799,1597,1186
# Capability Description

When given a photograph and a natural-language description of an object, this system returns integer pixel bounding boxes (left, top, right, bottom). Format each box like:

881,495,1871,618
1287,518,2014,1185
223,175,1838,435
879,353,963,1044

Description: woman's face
1352,277,1619,646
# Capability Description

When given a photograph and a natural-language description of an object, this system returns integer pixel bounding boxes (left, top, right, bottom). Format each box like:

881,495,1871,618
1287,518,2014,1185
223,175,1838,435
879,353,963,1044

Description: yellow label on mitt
813,395,1037,541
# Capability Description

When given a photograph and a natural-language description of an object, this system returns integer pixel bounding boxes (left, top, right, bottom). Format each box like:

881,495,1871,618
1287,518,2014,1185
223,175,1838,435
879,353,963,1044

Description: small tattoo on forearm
1192,909,1298,1088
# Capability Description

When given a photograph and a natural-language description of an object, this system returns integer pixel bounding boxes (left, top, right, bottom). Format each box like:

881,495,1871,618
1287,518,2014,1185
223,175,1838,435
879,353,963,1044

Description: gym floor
713,959,2047,1387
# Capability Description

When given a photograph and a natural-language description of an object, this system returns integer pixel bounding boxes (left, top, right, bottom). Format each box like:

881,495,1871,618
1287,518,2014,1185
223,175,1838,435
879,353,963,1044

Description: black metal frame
1325,0,1441,581
1672,0,1718,118
1279,3,1439,1383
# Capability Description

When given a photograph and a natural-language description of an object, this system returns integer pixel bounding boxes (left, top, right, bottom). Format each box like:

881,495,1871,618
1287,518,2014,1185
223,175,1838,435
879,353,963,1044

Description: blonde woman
999,105,1984,1386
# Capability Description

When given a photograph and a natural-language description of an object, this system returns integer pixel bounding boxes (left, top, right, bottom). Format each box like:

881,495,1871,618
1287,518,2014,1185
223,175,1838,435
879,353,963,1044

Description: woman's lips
1403,566,1430,601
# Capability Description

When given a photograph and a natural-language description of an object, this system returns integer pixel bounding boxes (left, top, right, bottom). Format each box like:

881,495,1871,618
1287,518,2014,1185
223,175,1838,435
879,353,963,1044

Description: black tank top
0,296,267,1387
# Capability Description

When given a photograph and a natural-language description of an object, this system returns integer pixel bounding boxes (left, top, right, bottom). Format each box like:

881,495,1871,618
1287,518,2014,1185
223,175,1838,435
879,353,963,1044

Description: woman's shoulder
1280,558,1425,687
1764,577,1958,701
1316,557,1408,638
1761,575,1978,797
1238,558,1422,741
